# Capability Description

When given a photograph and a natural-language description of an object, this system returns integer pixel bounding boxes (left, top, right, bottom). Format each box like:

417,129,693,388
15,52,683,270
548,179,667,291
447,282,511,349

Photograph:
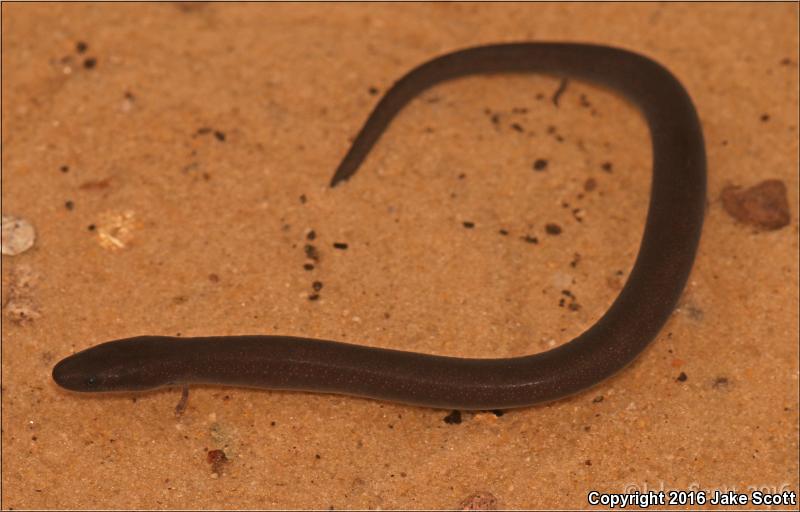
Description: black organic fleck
545,223,562,235
443,410,462,424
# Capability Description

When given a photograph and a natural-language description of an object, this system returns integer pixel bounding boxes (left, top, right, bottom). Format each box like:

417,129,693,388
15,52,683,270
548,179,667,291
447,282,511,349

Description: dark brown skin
53,43,706,410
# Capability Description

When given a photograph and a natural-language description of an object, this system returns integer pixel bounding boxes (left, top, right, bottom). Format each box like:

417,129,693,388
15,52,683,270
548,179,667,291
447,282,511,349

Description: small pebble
721,179,790,230
2,216,36,255
206,449,228,475
459,491,499,511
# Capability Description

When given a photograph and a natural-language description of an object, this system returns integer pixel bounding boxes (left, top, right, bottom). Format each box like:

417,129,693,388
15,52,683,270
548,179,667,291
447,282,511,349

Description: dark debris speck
76,41,88,53
333,242,348,250
676,372,688,382
552,78,569,106
304,244,319,261
83,57,97,69
712,377,729,389
443,410,462,424
533,159,548,171
545,223,562,235
312,281,323,292
462,221,475,229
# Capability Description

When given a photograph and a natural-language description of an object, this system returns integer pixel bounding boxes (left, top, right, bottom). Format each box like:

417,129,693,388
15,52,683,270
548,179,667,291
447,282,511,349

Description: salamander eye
86,376,97,387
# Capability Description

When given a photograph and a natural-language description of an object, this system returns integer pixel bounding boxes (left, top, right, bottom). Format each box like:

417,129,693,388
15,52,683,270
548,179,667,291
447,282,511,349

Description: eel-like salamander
53,43,706,409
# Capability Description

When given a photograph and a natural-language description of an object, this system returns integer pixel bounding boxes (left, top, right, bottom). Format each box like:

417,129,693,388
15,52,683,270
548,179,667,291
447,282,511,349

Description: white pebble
1,216,36,255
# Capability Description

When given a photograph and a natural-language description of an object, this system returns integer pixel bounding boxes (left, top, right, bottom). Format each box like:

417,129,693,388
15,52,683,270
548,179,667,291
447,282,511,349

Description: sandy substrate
2,3,798,509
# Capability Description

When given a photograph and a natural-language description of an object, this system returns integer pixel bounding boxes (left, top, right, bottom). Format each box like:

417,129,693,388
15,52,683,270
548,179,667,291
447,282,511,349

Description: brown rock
459,491,499,510
721,180,791,230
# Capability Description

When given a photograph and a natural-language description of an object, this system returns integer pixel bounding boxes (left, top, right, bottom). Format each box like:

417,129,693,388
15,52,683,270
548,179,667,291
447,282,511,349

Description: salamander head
52,337,175,392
